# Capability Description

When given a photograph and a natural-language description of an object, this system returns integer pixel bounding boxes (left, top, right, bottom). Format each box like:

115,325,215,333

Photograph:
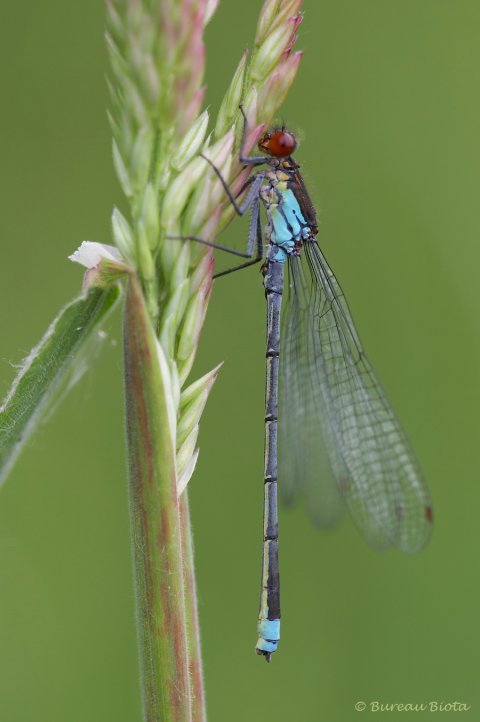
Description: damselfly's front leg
198,104,267,210
238,104,270,165
167,104,268,276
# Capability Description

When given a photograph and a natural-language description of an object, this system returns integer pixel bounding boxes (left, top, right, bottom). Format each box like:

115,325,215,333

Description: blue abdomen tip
258,619,280,641
256,619,280,657
256,638,279,655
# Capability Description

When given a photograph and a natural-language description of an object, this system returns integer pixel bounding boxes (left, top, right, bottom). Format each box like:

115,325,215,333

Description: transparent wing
279,256,345,530
279,242,433,553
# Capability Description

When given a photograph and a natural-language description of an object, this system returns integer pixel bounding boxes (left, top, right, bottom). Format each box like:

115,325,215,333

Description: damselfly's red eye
259,130,297,158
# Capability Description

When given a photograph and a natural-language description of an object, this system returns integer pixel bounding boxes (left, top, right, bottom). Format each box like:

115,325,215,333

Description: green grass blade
0,284,120,486
180,492,206,722
123,274,192,722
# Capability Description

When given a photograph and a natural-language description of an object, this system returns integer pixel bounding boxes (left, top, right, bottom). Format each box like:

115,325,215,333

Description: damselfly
171,107,433,662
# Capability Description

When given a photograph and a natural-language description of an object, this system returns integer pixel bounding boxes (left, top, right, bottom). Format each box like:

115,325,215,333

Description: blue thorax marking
266,187,311,263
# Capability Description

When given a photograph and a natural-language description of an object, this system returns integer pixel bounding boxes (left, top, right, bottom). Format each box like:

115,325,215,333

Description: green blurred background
0,2,478,720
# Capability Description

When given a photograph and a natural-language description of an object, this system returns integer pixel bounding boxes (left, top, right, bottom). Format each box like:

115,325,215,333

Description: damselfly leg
167,108,267,277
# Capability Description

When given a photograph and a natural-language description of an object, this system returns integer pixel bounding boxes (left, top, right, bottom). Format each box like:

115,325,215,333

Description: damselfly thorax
261,163,318,267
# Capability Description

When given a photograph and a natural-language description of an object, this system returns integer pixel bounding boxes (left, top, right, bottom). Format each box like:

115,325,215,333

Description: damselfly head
258,128,297,158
